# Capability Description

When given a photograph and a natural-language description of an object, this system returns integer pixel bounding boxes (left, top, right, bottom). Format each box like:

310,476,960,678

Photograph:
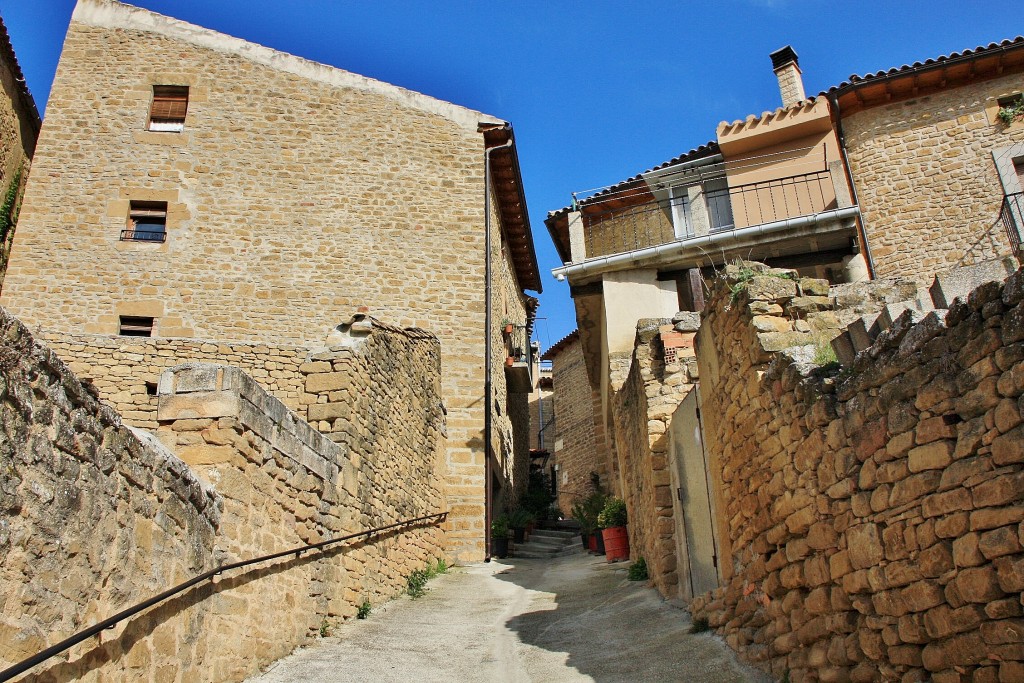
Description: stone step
528,529,579,542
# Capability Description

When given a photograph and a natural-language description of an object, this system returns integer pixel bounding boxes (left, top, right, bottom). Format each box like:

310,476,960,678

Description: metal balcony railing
583,170,837,259
1000,191,1024,254
120,229,167,243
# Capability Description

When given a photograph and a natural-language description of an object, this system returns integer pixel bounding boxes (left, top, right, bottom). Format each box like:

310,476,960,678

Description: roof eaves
0,17,42,137
823,35,1024,98
540,329,580,361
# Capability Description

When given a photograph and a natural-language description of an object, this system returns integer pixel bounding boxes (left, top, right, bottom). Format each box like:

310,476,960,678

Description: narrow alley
246,552,770,683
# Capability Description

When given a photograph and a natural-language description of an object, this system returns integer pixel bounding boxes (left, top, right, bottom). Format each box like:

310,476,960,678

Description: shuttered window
148,86,189,132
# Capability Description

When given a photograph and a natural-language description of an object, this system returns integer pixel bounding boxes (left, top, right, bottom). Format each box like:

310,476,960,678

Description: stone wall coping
159,363,342,481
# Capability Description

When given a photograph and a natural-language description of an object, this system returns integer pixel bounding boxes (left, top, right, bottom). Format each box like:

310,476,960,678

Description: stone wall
0,17,39,286
1,306,447,681
0,0,533,562
549,336,600,512
692,263,1024,682
44,333,309,429
844,73,1024,283
608,316,699,597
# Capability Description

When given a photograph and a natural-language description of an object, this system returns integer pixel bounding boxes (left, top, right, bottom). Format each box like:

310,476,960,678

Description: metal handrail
0,510,448,682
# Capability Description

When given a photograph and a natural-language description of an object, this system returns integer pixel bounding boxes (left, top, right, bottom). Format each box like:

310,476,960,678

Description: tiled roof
540,329,579,361
718,96,820,134
826,36,1024,97
546,141,718,223
0,17,41,136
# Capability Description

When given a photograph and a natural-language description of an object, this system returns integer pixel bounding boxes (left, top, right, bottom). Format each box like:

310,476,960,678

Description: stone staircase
830,256,1019,366
511,527,584,559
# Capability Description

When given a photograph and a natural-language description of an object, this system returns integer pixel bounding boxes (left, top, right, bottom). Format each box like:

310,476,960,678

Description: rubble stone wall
609,319,698,597
1,307,447,682
843,73,1024,283
692,265,1024,682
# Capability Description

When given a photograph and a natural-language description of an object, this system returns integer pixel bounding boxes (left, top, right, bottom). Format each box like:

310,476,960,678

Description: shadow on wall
491,557,771,683
21,529,431,682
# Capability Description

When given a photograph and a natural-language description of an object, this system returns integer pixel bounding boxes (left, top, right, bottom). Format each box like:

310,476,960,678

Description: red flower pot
602,525,629,562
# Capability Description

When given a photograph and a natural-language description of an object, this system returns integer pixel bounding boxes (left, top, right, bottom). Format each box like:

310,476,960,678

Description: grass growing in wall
407,558,448,599
356,599,372,619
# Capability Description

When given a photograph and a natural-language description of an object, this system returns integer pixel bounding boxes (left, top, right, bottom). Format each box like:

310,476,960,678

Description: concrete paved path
246,552,772,683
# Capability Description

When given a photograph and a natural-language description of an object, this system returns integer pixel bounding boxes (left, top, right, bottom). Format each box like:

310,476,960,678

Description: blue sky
1,0,1018,350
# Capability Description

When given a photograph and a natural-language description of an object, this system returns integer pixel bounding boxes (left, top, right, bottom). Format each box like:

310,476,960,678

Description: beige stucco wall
719,99,841,230
0,0,532,562
843,74,1024,282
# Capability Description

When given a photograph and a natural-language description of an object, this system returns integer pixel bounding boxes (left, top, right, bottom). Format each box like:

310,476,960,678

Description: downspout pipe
483,136,513,561
552,205,861,281
828,92,876,279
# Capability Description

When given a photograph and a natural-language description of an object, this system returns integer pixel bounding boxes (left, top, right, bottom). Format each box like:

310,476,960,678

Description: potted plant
598,497,629,562
571,490,606,553
491,515,511,558
509,508,531,544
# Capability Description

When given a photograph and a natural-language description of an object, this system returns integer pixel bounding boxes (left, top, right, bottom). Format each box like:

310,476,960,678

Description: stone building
829,36,1024,282
0,15,40,287
540,330,608,515
0,0,542,562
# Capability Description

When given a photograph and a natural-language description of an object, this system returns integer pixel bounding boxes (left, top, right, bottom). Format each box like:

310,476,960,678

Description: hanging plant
997,100,1024,125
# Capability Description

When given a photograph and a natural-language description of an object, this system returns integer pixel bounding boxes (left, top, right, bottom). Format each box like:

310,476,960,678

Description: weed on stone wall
356,599,371,619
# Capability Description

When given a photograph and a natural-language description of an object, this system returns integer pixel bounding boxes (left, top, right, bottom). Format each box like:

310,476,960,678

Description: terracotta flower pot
602,525,629,562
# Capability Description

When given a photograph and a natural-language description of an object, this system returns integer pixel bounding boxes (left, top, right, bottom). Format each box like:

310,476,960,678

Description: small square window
148,85,189,132
123,201,167,242
119,316,154,337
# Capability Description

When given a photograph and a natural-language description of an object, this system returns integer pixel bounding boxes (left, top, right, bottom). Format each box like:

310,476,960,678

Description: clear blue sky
0,0,1018,350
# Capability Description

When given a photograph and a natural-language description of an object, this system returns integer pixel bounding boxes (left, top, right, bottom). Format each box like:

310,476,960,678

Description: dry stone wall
1,306,447,682
609,316,699,597
692,263,1024,682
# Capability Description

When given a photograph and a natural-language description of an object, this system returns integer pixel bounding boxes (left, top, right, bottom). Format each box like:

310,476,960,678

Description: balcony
503,323,533,393
1000,191,1024,254
120,229,166,243
582,169,840,260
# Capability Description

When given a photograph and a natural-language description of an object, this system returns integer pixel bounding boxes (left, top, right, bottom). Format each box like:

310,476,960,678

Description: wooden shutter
150,86,189,122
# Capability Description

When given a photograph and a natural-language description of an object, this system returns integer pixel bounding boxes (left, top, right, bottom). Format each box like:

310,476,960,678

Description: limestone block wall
1,305,447,682
0,0,535,562
550,337,601,512
692,264,1024,682
843,73,1024,283
609,319,698,597
43,333,309,429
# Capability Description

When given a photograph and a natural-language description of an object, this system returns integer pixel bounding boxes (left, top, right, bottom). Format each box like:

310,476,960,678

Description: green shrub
407,569,430,598
356,599,371,619
597,497,627,529
491,514,511,538
627,557,648,581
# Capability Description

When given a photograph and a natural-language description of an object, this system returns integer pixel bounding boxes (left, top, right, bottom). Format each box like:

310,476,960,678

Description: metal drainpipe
483,136,513,561
829,92,877,279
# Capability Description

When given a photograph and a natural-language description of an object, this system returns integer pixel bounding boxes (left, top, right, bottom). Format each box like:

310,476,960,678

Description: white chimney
770,45,805,107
